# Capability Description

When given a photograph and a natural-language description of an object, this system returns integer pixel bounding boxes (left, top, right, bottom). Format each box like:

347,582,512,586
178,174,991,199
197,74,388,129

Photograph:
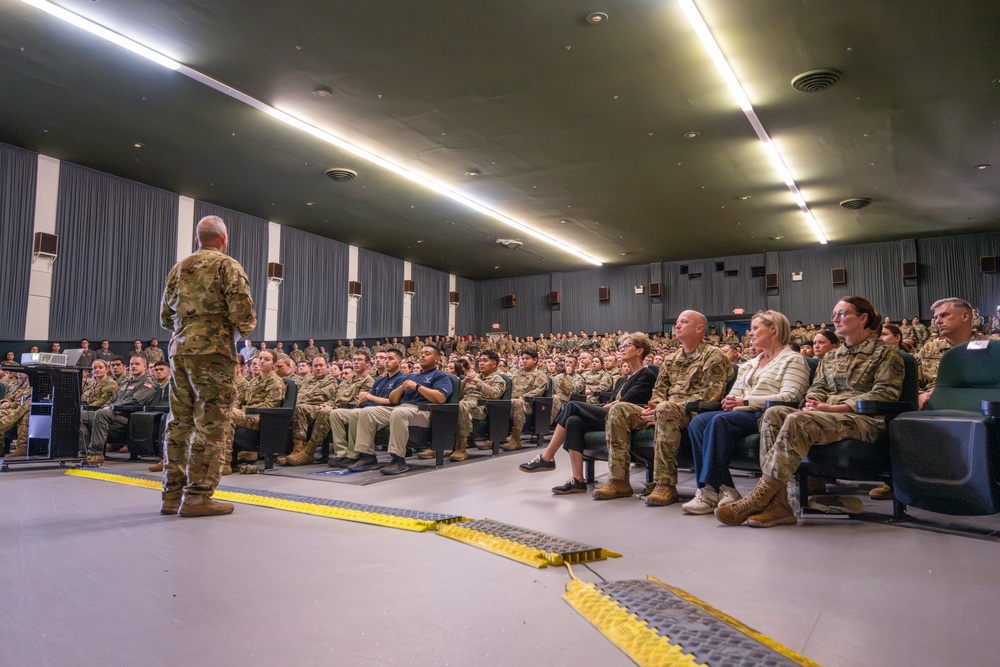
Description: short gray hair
196,215,227,243
930,298,973,315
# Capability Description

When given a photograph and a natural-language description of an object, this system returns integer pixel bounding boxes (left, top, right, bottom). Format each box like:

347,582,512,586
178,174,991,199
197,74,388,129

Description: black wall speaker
547,291,561,305
902,261,918,279
831,268,847,285
503,294,517,308
403,279,416,293
33,231,58,256
648,282,663,298
348,280,362,297
449,291,460,305
981,256,997,274
765,273,779,288
598,286,611,301
267,262,284,281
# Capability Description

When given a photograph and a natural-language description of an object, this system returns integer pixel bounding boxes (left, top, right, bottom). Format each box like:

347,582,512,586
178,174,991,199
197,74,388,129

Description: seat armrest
144,405,170,413
112,405,144,415
856,400,916,416
684,400,722,413
246,407,293,416
982,401,1000,417
423,403,460,414
764,400,800,409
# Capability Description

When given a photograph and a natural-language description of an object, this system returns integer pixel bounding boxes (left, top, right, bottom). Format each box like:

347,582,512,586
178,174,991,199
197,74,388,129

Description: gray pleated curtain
0,143,36,339
356,248,403,339
278,225,349,340
50,162,177,341
409,263,449,336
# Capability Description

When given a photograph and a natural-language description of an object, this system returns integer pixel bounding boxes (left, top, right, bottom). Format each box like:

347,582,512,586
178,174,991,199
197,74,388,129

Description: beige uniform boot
179,495,234,517
276,439,306,466
592,478,634,500
500,427,522,451
714,477,783,525
148,460,164,472
747,482,798,527
450,437,469,462
283,441,317,466
643,484,679,507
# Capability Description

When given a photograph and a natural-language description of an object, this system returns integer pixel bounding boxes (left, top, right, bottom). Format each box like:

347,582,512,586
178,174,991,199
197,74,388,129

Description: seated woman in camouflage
715,296,904,528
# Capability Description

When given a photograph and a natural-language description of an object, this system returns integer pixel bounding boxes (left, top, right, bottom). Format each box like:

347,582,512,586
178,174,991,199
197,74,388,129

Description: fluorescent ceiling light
677,0,827,244
22,0,603,267
22,0,180,70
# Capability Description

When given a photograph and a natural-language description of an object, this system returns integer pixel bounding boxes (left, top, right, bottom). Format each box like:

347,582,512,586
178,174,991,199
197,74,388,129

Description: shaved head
196,215,227,249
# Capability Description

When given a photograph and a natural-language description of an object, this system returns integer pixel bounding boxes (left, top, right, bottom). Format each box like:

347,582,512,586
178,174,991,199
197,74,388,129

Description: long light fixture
677,0,828,244
21,0,603,266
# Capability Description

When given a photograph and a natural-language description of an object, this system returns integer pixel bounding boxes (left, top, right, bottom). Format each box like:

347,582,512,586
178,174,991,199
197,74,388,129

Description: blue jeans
686,410,762,490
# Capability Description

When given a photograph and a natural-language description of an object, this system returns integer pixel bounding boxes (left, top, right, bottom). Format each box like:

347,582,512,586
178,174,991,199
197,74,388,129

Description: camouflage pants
1,401,29,447
307,406,336,447
163,354,237,500
291,403,323,442
759,406,885,483
510,397,534,432
651,401,694,486
231,409,260,431
457,399,486,442
605,402,646,481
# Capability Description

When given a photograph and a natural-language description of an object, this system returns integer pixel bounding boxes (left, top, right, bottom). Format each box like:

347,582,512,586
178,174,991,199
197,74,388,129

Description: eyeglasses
619,342,634,350
830,310,856,320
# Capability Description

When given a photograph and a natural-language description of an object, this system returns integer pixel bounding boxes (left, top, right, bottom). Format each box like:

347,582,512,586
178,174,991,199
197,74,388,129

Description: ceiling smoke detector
840,197,872,210
496,239,523,249
324,168,357,182
791,68,842,92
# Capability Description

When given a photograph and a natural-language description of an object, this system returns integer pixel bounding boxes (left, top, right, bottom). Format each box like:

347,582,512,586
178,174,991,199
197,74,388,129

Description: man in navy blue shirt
330,349,409,468
350,344,453,475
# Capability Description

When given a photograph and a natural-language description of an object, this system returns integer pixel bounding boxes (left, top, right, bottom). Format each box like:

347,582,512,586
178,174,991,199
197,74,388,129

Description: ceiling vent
791,69,842,92
496,239,523,249
839,197,872,210
324,168,358,182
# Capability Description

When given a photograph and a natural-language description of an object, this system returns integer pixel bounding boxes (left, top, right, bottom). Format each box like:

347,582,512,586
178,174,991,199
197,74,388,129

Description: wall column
347,245,359,339
402,261,412,337
448,274,457,336
264,222,281,340
177,196,194,261
24,154,60,341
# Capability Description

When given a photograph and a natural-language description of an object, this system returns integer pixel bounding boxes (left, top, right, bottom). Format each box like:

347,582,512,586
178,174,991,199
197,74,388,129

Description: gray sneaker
681,487,720,515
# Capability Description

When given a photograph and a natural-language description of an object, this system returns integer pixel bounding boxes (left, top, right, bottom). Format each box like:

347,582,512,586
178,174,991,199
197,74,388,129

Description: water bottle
787,478,802,516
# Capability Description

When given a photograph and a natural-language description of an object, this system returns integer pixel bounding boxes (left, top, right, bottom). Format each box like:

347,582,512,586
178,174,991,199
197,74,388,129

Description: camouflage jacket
807,337,903,411
461,371,507,402
650,342,733,405
143,346,166,365
289,349,306,363
1,375,31,405
790,327,809,344
83,377,118,408
552,372,585,399
235,374,250,403
160,246,256,362
297,373,340,405
334,372,375,405
916,333,986,393
303,345,320,360
243,373,286,408
582,369,614,402
910,322,930,346
511,367,549,400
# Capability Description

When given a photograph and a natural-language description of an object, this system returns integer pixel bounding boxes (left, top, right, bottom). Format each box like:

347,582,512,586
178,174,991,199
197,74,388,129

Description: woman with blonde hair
682,310,812,515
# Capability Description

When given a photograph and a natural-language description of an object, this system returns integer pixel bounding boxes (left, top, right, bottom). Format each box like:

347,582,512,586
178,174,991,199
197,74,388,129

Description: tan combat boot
644,484,679,507
221,463,233,475
714,477,783,526
417,448,439,460
500,427,522,451
179,495,234,517
450,437,468,462
592,477,634,500
160,495,181,515
236,451,258,463
148,460,163,472
747,483,798,527
283,441,317,466
276,439,306,465
8,443,27,457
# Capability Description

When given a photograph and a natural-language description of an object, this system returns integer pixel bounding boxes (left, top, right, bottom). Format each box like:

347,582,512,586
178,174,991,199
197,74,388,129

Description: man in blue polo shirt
328,348,409,468
349,344,453,475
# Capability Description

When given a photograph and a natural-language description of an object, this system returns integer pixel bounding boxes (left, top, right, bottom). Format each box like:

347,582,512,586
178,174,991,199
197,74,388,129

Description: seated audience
80,355,159,465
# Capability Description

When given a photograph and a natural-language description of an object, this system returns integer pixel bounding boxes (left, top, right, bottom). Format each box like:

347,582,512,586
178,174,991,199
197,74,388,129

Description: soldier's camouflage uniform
303,345,320,361
582,368,614,404
290,373,341,441
82,377,118,409
915,332,985,394
289,349,306,363
231,373,286,430
551,371,586,424
0,374,31,452
759,337,904,483
456,371,507,444
509,367,549,434
605,342,732,485
161,245,256,502
305,372,375,449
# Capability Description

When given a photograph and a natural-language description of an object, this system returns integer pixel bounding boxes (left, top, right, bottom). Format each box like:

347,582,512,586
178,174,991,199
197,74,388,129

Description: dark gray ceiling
1,0,998,279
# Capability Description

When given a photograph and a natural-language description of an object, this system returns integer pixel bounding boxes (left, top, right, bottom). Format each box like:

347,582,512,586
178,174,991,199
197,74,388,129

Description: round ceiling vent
791,68,842,92
324,168,357,182
840,197,872,210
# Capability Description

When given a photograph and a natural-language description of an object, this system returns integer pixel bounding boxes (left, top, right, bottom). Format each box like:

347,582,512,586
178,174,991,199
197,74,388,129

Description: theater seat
474,373,513,456
374,374,462,467
236,377,298,470
889,341,1000,515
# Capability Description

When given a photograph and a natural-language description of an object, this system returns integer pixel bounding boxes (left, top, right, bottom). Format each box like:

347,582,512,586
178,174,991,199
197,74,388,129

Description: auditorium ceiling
1,0,998,279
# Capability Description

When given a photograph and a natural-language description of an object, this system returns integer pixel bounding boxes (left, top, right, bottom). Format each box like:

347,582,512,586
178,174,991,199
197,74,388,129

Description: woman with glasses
716,296,904,528
519,333,657,495
682,311,811,515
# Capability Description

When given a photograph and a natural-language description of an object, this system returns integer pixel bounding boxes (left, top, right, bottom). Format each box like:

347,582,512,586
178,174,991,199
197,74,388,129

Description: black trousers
554,401,610,453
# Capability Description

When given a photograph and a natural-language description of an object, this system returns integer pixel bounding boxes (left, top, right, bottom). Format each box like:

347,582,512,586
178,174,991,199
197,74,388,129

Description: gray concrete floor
2,449,999,667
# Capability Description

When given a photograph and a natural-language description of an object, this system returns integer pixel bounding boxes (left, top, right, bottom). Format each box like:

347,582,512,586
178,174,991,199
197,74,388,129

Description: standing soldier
160,215,255,517
303,338,320,361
